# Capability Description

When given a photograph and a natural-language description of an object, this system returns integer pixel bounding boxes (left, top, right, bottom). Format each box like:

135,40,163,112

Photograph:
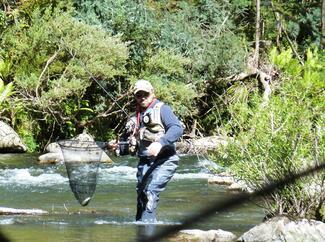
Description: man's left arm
159,105,183,146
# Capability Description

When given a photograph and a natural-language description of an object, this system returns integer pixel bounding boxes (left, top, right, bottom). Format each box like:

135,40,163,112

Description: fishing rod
60,39,132,120
81,63,130,118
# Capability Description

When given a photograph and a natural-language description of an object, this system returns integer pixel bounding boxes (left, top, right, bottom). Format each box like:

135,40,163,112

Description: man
120,79,183,223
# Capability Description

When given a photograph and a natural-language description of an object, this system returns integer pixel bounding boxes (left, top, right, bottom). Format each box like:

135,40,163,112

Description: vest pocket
142,129,164,142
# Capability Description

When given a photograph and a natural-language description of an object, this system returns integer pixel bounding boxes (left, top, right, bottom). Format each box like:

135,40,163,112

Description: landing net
58,140,105,206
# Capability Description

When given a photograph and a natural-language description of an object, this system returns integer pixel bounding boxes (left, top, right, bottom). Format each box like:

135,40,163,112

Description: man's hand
147,142,162,157
107,140,118,150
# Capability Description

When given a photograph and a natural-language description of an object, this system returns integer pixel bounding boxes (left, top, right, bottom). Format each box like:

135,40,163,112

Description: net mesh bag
58,140,105,206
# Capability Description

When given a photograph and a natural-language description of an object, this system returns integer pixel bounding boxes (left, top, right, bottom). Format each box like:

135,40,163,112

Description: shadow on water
0,230,10,242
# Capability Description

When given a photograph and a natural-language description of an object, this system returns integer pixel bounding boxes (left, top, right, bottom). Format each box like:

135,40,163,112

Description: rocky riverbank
172,216,325,241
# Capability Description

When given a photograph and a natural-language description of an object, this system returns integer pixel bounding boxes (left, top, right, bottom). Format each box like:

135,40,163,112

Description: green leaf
79,107,94,112
0,79,4,92
0,82,14,104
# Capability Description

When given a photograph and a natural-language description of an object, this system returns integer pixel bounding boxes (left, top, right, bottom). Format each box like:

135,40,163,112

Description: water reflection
0,230,10,242
136,223,158,241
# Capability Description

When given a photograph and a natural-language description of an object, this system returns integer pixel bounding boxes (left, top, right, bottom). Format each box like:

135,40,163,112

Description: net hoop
58,140,107,150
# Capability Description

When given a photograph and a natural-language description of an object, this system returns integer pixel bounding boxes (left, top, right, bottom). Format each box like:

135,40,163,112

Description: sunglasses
135,91,150,99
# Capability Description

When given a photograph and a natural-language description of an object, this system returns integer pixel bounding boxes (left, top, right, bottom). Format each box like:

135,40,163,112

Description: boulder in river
237,216,325,242
0,121,27,153
38,152,63,164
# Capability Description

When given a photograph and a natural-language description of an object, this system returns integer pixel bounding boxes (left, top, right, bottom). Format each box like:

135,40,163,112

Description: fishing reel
118,141,129,156
118,136,137,156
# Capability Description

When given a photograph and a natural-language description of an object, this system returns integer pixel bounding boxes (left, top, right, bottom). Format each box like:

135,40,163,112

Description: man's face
135,90,155,108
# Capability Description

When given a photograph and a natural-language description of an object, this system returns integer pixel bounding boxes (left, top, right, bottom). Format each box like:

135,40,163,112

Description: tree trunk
270,0,304,65
254,0,261,68
320,0,325,50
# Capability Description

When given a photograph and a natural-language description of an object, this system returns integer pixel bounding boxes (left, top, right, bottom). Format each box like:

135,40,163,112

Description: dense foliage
213,48,324,220
0,0,250,148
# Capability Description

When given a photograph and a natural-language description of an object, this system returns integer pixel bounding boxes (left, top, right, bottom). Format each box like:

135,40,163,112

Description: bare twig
36,49,60,99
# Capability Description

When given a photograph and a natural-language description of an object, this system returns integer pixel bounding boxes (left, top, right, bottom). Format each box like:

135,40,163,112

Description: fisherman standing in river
115,79,183,223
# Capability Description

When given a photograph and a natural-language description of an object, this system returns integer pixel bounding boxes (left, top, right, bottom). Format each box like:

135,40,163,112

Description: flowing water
0,153,265,241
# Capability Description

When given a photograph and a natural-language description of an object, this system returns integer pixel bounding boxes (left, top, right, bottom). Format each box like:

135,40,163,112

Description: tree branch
36,49,60,99
270,0,304,65
226,65,272,104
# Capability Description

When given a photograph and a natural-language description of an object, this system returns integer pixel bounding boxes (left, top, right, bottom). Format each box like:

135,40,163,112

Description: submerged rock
237,216,325,242
0,121,27,153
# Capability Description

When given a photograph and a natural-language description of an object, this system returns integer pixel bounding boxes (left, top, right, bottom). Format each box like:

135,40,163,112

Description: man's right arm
110,115,137,156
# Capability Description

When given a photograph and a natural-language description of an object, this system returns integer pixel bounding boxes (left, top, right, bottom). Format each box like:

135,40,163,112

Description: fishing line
137,162,325,242
80,62,130,118
61,39,131,119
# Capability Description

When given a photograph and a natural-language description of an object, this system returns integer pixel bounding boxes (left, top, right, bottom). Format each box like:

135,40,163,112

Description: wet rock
172,229,237,242
0,207,48,215
38,152,63,164
208,171,252,193
237,216,325,242
226,182,244,192
0,121,27,153
208,176,235,185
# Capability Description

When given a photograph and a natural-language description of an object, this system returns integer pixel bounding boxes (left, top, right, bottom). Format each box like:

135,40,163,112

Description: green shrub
74,0,247,133
1,6,129,144
138,49,197,119
213,48,324,220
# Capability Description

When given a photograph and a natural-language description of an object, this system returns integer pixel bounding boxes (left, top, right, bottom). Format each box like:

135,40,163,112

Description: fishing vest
139,102,165,143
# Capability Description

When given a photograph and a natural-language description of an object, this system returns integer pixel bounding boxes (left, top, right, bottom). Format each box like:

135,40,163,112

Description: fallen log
0,207,48,215
176,136,232,154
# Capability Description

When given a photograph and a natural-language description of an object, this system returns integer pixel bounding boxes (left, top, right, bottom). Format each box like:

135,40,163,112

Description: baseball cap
133,80,154,94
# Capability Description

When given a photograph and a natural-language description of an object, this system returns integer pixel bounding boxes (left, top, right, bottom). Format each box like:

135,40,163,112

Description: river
0,153,264,241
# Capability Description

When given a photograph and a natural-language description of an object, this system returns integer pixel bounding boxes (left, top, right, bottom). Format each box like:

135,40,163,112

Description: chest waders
136,147,177,222
136,157,164,221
